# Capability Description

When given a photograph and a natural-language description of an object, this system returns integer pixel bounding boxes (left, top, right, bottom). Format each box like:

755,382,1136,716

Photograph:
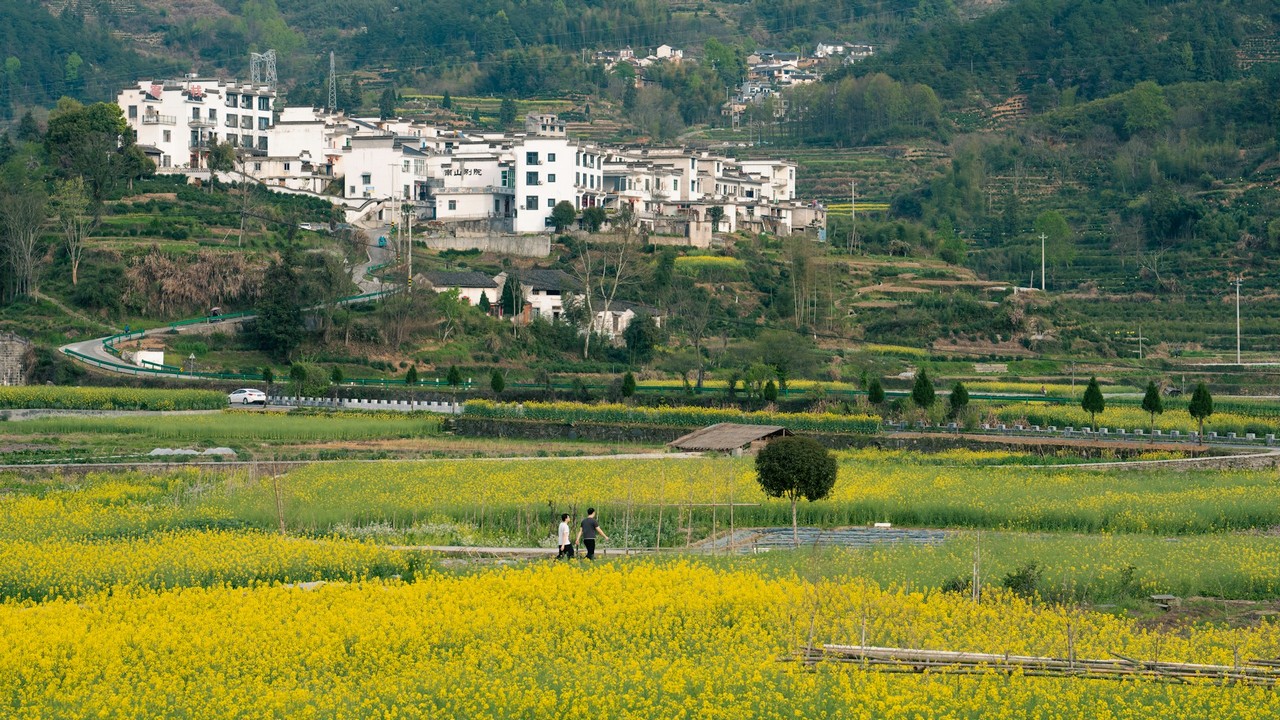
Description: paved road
61,226,396,377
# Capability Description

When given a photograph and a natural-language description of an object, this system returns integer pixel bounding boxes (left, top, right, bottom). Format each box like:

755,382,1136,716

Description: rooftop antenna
328,51,338,113
250,50,277,85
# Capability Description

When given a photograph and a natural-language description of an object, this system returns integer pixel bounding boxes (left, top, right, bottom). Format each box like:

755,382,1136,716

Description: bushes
0,387,225,411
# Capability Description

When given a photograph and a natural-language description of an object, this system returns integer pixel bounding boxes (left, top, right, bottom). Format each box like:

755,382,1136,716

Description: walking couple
557,508,610,560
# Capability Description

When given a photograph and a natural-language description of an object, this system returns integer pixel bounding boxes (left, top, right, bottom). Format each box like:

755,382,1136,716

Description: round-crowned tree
755,436,838,547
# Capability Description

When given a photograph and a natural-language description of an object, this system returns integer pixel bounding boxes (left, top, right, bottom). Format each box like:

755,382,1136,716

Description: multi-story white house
118,77,277,170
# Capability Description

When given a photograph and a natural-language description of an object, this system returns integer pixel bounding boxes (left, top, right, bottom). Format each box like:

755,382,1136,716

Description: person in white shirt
556,513,574,559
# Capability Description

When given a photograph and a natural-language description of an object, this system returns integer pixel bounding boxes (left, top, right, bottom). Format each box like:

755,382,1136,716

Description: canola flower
206,455,1280,537
464,399,880,433
0,386,224,411
3,562,1280,718
0,529,426,600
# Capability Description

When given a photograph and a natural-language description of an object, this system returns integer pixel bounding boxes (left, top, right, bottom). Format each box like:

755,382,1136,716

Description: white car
227,388,267,405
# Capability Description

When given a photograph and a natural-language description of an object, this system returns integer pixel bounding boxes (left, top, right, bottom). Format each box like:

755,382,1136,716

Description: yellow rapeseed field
3,562,1280,718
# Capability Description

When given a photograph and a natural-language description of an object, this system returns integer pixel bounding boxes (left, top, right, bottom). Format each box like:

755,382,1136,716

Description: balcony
189,118,215,128
141,115,176,126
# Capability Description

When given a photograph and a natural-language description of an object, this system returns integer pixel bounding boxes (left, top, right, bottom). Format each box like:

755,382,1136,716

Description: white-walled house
592,300,662,342
417,271,499,306
118,77,277,170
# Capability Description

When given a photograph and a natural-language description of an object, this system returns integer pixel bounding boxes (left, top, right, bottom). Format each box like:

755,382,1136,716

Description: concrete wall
0,333,31,386
421,234,551,257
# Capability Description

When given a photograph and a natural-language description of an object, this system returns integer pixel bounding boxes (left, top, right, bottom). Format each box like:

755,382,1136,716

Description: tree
621,371,636,398
490,368,505,394
478,291,491,314
582,206,607,233
206,141,236,194
262,366,274,397
911,369,935,409
551,201,577,232
622,313,659,364
755,436,838,547
379,87,397,120
447,364,462,388
1141,380,1163,437
1081,376,1105,430
288,363,307,404
1188,382,1213,438
52,177,91,287
44,101,136,205
1,190,47,298
867,377,886,405
406,365,419,385
763,379,778,403
500,274,523,316
499,97,517,127
707,205,725,232
254,250,305,362
570,241,636,359
330,365,345,385
441,91,452,109
948,381,969,419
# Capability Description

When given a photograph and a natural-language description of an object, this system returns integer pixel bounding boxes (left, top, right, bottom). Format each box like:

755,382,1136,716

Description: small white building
118,77,277,170
417,271,500,306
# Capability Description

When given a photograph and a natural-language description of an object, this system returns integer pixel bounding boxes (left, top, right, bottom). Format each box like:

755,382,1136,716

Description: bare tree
2,190,48,298
54,177,93,286
672,281,715,388
570,240,637,359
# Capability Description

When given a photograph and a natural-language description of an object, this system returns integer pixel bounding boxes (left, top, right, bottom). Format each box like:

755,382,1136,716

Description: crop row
0,386,225,411
463,399,881,434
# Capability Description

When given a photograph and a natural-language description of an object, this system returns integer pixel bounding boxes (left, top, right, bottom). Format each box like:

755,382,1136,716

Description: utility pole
1231,275,1243,364
1039,232,1047,291
328,51,337,113
850,179,857,254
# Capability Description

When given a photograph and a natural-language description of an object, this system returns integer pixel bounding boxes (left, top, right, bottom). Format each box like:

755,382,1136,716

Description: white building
118,77,277,170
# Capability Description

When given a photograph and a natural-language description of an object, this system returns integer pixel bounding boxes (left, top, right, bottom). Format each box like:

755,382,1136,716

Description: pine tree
948,381,969,419
621,371,636,398
1188,382,1214,438
478,291,491,314
911,369,935,409
867,377,885,404
405,365,419,385
1081,376,1105,430
490,368,505,394
1141,380,1163,436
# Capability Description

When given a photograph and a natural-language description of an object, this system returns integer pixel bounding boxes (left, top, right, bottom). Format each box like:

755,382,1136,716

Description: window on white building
192,108,200,119
548,152,556,162
526,172,539,186
226,114,236,128
448,200,457,210
241,116,252,129
526,152,539,165
128,106,137,119
254,162,263,171
546,198,555,208
526,196,538,210
361,173,372,185
284,163,291,171
225,93,237,107
258,137,268,152
163,130,171,142
241,95,252,109
258,96,270,111
209,109,217,121
547,173,556,183
258,117,269,130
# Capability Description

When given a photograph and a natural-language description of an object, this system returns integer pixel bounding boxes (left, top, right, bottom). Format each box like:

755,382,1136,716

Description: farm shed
668,423,792,455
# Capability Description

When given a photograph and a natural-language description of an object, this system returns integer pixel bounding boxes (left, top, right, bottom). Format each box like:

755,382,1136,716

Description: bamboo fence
800,645,1280,687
